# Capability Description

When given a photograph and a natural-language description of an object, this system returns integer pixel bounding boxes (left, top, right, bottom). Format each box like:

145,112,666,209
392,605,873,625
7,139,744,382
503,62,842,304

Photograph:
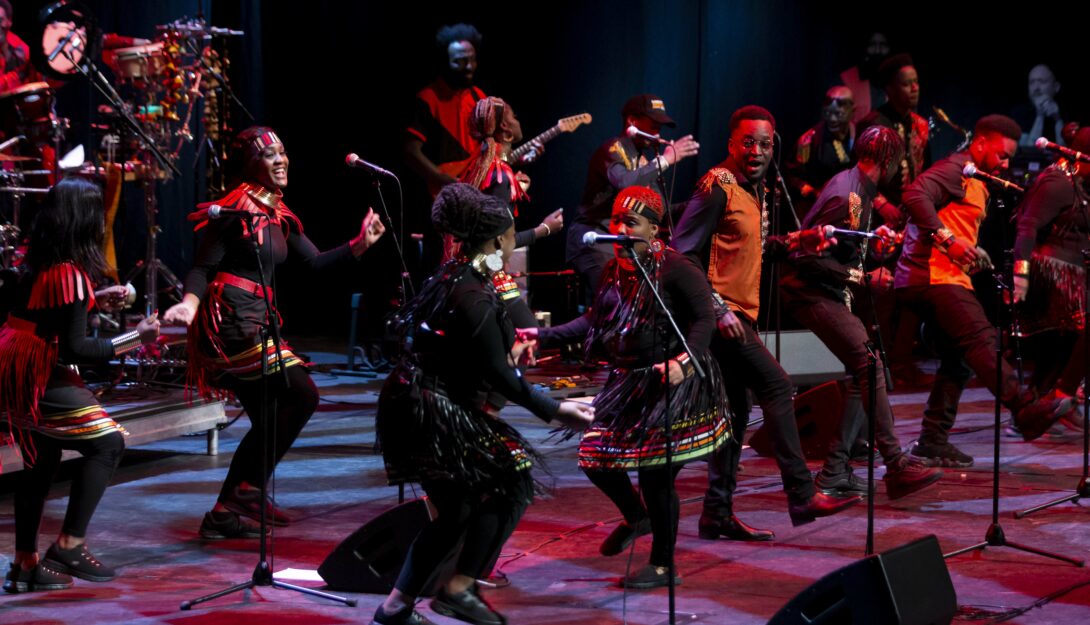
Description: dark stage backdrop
11,0,1087,339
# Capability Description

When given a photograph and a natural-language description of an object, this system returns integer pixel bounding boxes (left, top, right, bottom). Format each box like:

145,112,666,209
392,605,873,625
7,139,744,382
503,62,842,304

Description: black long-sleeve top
538,249,715,368
576,134,666,226
182,215,355,344
781,166,878,303
414,268,559,421
895,151,984,289
481,173,537,248
1014,167,1090,267
8,266,114,364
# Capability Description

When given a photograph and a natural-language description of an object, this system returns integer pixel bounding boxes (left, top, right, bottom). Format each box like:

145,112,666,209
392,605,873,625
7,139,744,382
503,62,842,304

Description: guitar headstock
558,113,592,133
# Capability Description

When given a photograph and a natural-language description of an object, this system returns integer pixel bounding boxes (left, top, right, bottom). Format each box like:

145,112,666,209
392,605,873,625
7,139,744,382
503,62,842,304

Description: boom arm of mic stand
63,50,181,177
624,246,706,380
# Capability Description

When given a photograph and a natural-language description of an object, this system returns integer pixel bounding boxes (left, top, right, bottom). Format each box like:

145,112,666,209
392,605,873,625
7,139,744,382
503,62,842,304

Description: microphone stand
182,213,357,610
767,136,802,362
943,252,1083,567
332,170,413,378
623,244,705,625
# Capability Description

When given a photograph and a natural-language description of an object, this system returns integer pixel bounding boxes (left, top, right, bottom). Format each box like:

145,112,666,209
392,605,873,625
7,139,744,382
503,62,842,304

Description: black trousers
218,364,318,501
705,323,814,511
787,296,904,474
15,430,125,553
394,472,533,597
585,466,682,568
898,285,1022,445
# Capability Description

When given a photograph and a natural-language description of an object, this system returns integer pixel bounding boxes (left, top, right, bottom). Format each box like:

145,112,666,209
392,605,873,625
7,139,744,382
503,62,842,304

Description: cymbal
0,154,40,162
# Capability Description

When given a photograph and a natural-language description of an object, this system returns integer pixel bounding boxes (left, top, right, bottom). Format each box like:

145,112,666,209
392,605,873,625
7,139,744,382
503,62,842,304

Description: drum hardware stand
59,43,183,321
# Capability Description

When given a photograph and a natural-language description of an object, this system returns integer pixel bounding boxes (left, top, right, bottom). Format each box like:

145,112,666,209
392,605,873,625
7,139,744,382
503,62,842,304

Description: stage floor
2,351,1090,624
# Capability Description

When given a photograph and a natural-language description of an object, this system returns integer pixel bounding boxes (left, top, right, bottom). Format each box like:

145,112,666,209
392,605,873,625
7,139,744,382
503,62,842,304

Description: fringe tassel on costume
376,259,540,499
0,323,57,465
1020,253,1085,335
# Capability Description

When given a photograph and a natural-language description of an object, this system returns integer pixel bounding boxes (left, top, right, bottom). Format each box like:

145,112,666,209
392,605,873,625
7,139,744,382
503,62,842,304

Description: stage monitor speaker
749,379,847,460
759,329,844,385
319,497,442,594
767,535,957,625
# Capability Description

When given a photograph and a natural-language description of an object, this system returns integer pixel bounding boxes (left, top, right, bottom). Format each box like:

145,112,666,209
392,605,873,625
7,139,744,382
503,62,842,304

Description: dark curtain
10,0,1086,336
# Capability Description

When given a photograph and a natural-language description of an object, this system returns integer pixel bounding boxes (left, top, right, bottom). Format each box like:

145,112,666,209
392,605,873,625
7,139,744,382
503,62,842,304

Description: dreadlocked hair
431,183,512,252
854,125,904,170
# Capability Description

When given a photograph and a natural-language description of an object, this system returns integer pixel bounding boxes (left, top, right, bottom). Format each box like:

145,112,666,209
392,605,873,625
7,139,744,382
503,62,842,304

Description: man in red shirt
0,0,35,93
404,23,487,198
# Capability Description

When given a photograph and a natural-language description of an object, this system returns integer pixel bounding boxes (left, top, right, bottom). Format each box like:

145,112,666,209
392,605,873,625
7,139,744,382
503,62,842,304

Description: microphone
626,125,669,145
207,205,268,220
1035,137,1090,164
345,153,394,177
582,232,646,246
829,227,879,240
962,162,1024,193
48,30,80,63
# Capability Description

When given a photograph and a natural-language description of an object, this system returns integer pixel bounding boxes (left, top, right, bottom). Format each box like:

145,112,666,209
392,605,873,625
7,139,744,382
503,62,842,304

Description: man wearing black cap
895,114,1072,466
567,94,699,297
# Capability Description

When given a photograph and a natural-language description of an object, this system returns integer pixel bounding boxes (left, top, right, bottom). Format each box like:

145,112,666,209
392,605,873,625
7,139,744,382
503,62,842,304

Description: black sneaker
3,562,74,593
220,486,292,526
620,564,681,590
883,455,943,500
910,441,974,468
815,471,875,497
43,543,115,582
599,518,652,556
371,604,438,625
431,586,505,625
199,510,267,539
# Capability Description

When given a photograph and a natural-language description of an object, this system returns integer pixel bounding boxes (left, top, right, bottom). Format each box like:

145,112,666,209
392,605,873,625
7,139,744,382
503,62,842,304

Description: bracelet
710,290,730,318
931,227,955,250
674,352,695,379
540,222,552,237
111,330,143,356
1013,260,1031,276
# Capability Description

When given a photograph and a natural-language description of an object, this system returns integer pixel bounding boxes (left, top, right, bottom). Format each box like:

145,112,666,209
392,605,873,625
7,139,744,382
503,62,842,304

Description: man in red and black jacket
895,115,1071,464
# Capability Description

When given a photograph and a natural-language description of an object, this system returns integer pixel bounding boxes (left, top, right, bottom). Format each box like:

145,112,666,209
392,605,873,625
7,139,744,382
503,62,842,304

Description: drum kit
0,3,245,313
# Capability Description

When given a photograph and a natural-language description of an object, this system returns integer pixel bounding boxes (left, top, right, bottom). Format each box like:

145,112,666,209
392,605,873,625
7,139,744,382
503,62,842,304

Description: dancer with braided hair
456,96,562,329
372,183,593,625
782,125,943,498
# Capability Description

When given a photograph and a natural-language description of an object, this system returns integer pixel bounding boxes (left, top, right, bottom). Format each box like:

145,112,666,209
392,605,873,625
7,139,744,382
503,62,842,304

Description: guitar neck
511,125,562,160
